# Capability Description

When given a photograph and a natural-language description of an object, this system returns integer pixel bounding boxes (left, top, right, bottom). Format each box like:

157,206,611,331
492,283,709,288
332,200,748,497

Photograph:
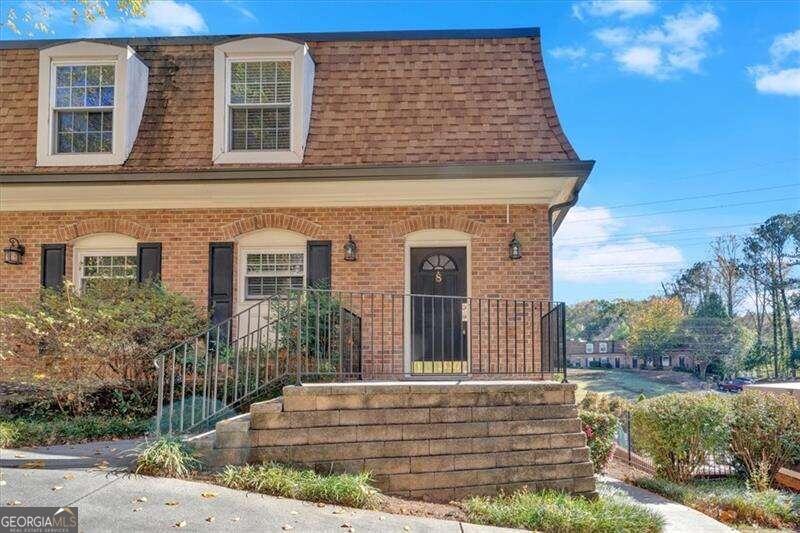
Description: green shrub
631,392,731,482
729,390,800,491
135,436,201,478
633,477,799,529
218,463,379,509
0,280,206,415
0,415,149,447
579,410,619,473
579,391,630,416
464,488,664,533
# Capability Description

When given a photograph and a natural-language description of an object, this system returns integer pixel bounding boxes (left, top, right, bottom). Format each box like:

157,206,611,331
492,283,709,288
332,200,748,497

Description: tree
664,261,714,313
627,297,684,368
711,234,743,317
755,213,799,377
742,235,769,366
4,0,149,36
680,293,738,380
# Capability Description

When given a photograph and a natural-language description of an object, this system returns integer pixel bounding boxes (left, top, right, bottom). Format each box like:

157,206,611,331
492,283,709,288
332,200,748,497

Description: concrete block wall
210,381,595,502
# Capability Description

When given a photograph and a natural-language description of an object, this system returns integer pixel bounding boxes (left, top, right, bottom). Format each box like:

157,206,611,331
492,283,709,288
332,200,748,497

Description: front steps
194,381,595,501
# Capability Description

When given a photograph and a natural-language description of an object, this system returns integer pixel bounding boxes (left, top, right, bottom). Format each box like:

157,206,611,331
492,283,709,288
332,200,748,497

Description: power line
567,196,800,222
554,221,762,246
586,183,800,211
612,157,800,187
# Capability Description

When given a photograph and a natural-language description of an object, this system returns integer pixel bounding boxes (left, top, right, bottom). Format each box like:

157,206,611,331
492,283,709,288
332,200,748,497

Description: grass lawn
569,368,710,401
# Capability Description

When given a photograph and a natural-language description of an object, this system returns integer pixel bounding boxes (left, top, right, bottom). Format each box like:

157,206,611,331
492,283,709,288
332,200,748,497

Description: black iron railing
154,289,566,434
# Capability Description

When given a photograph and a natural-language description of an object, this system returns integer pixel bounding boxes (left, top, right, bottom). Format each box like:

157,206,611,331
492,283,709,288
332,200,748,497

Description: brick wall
0,204,552,307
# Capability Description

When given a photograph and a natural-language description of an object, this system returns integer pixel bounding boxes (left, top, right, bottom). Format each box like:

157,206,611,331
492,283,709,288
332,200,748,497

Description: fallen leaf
290,510,298,515
316,502,326,508
332,509,344,515
62,474,75,480
231,517,240,522
20,460,45,469
14,454,25,458
379,516,386,521
134,496,148,503
51,485,63,491
403,527,411,531
282,525,294,531
7,500,22,506
132,508,142,513
205,517,215,523
200,491,217,499
340,524,351,528
165,501,180,507
174,520,187,528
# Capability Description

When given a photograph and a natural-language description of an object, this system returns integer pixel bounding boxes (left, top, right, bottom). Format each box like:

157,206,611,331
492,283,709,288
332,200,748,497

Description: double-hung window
228,60,292,151
244,251,304,299
78,253,137,289
53,63,115,154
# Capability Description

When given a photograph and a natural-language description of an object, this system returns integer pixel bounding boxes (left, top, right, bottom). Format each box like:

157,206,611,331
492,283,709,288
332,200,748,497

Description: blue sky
3,0,799,306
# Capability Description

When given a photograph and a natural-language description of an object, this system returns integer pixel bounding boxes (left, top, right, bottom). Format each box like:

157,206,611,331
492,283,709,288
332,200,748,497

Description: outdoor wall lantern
3,238,25,265
508,232,522,260
344,234,358,261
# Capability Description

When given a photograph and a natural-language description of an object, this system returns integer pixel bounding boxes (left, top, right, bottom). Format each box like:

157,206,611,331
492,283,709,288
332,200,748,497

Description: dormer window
213,38,315,165
53,64,115,154
36,41,148,167
228,60,292,151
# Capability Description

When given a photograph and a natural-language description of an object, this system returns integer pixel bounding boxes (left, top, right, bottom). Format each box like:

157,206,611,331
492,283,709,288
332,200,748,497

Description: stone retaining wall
207,381,595,502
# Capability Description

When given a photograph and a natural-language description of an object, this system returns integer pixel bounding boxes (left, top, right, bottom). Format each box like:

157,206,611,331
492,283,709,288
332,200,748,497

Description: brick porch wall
1,204,553,375
0,204,551,306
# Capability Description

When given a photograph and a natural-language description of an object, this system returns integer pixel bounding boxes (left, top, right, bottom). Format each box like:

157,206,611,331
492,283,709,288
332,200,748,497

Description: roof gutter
0,161,594,185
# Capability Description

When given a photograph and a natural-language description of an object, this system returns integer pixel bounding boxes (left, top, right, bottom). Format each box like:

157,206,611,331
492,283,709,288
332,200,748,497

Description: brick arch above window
220,213,323,240
58,218,152,241
389,214,485,238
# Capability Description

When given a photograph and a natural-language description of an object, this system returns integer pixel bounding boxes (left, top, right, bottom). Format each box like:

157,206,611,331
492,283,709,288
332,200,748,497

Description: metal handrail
154,289,567,435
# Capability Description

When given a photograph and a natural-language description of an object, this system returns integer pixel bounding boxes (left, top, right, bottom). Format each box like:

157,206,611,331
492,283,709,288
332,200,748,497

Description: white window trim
213,37,315,165
74,247,138,289
599,342,608,353
239,246,307,301
585,342,594,354
37,41,148,167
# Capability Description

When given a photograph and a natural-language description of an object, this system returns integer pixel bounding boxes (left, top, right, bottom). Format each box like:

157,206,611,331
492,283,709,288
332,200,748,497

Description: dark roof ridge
0,27,540,50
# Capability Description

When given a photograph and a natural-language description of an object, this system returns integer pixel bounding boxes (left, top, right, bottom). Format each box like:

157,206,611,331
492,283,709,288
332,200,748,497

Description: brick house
567,340,695,371
0,28,593,380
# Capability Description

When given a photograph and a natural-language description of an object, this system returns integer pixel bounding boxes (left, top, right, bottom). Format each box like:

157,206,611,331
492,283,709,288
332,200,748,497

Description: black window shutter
41,244,66,290
137,243,162,283
306,240,332,289
208,242,234,326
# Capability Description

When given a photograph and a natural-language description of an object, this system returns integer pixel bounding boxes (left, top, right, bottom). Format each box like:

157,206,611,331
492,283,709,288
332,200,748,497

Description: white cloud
769,29,800,61
224,0,258,22
88,0,207,37
594,27,632,46
615,46,661,76
573,0,656,21
551,46,588,61
554,206,684,284
593,7,720,79
748,29,800,97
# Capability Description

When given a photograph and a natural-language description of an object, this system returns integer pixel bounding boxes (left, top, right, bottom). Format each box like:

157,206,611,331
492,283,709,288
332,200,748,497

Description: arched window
72,233,137,289
420,254,457,272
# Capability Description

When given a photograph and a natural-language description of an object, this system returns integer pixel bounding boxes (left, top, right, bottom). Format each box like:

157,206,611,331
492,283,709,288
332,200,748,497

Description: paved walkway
1,443,734,532
599,476,735,533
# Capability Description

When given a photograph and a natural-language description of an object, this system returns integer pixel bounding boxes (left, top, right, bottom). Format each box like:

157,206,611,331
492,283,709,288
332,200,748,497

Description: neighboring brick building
0,28,593,378
567,340,695,371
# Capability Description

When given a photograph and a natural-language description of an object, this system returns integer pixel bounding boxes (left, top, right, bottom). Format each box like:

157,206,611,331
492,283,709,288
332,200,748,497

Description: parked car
717,378,752,393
